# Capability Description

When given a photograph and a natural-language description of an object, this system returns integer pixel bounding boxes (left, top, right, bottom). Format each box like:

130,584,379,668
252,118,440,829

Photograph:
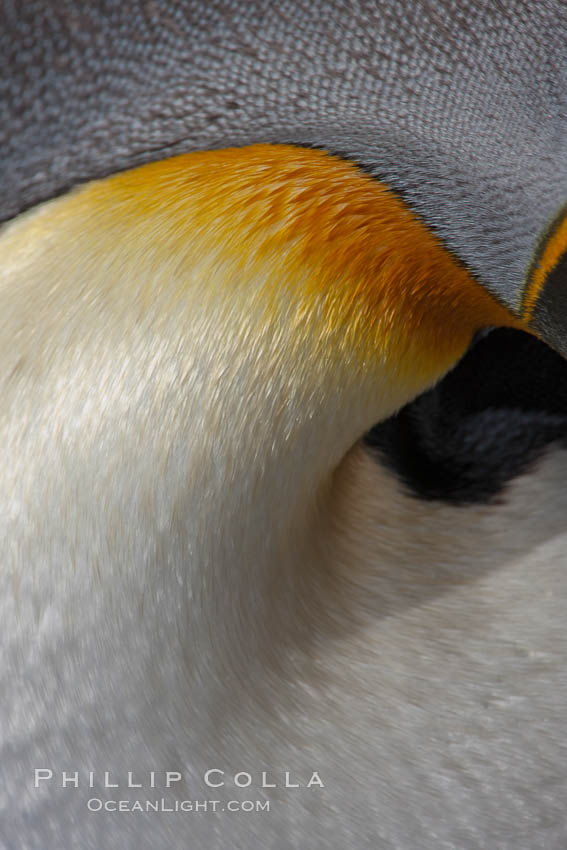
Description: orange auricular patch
75,144,519,380
523,204,567,321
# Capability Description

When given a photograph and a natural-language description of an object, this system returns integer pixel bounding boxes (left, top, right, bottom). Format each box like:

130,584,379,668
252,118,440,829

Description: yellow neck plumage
0,145,519,567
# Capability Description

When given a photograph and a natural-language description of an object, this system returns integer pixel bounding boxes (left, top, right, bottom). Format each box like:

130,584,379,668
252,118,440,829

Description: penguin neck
0,145,517,655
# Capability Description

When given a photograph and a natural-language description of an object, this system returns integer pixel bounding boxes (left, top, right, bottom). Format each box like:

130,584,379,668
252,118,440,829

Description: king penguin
1,2,567,848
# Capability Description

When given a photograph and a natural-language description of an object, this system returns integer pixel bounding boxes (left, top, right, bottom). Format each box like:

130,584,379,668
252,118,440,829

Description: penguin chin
364,327,567,505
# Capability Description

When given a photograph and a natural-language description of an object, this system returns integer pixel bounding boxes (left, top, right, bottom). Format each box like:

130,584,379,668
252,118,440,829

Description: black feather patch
364,328,567,505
